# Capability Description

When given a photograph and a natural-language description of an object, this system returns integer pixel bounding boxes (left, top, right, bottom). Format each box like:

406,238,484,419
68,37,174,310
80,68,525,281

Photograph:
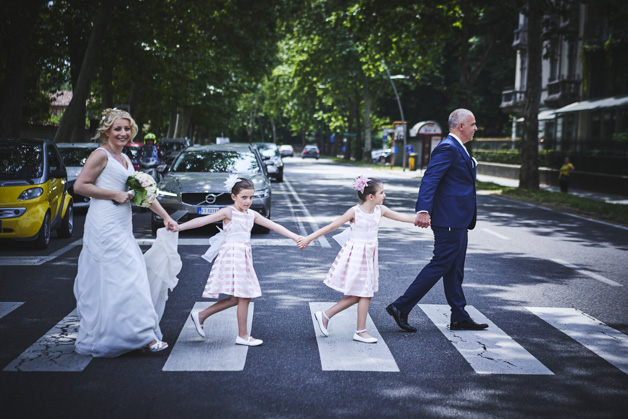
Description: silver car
56,142,98,208
151,143,272,234
252,142,284,182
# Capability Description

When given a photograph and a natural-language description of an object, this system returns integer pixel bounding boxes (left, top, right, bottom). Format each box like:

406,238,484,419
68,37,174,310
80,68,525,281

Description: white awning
516,109,555,122
554,95,628,113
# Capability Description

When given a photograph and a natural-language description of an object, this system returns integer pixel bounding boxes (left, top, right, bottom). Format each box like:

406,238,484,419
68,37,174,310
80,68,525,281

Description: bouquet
126,171,158,207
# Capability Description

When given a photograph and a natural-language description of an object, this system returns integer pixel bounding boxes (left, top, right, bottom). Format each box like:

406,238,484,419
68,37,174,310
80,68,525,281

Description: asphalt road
1,157,627,418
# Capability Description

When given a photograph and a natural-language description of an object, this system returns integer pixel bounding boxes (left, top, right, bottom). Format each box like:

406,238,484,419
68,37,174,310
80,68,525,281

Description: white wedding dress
74,148,162,357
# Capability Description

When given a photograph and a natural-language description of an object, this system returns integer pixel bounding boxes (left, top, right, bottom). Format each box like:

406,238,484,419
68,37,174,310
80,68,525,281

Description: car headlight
18,187,44,201
254,188,270,199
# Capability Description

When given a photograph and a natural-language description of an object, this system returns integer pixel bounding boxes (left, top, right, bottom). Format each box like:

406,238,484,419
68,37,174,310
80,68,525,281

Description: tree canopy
1,0,519,158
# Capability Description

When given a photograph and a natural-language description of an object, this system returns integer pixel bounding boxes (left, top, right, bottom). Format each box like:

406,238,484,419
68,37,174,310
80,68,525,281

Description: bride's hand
113,191,132,204
164,218,179,232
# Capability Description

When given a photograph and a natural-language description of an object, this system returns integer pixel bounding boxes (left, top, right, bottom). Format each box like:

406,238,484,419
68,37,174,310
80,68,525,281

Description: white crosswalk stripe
309,302,399,372
0,302,22,319
419,304,554,375
4,304,627,375
526,307,628,375
163,302,255,371
3,309,92,372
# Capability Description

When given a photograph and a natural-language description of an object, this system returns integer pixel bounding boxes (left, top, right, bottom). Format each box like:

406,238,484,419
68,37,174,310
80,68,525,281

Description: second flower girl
298,176,416,343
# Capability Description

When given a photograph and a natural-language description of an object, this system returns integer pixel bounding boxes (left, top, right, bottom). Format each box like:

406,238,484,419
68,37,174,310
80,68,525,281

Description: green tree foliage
5,0,519,158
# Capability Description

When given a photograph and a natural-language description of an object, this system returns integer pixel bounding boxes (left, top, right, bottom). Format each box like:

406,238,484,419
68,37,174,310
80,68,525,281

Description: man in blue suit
386,109,488,332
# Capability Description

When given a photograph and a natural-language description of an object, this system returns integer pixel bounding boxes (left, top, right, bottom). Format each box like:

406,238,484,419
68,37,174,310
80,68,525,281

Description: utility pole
383,63,407,171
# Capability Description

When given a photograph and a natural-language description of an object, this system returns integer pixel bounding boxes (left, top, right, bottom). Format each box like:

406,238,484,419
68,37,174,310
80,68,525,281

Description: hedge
473,150,628,176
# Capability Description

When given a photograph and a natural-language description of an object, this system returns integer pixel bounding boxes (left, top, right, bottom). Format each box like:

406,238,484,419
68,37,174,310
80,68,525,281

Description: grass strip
476,181,628,226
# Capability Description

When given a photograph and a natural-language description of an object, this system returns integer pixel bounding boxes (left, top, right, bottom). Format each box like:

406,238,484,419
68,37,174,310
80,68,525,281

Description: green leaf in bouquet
132,188,147,206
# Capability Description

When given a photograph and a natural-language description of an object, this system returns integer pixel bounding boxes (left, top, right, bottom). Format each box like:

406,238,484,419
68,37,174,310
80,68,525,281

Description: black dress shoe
450,318,488,331
386,304,417,332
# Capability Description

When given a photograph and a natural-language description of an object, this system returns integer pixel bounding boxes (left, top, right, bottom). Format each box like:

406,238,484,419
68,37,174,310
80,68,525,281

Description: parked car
151,143,272,234
56,142,98,208
252,142,284,182
123,142,144,171
278,144,294,158
160,137,190,165
371,148,392,164
302,145,320,159
0,138,74,249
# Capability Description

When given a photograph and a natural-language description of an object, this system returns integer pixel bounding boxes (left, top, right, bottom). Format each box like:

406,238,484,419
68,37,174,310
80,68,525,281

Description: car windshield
0,144,44,179
58,147,94,166
256,145,279,157
172,150,260,173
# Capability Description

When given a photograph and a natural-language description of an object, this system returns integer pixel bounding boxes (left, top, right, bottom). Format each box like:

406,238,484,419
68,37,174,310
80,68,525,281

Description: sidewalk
380,167,628,205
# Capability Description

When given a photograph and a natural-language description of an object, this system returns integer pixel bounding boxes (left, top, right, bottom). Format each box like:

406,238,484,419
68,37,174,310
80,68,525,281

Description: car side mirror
51,168,67,179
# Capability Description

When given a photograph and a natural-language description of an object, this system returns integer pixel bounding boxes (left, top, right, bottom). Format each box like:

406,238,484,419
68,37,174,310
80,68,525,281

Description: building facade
500,1,628,155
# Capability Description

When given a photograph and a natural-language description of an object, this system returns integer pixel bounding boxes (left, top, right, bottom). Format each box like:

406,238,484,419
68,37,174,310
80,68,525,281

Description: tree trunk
0,1,45,138
54,0,114,142
362,76,373,162
519,0,542,189
355,91,362,162
101,60,114,108
344,108,353,161
270,117,277,144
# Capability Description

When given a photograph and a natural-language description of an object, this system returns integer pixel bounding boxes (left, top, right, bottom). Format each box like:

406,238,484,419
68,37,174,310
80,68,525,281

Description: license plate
198,207,220,215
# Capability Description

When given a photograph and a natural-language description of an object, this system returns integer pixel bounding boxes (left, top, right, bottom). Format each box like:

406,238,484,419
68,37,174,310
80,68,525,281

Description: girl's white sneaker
314,311,329,337
353,329,377,343
236,336,263,346
190,312,206,337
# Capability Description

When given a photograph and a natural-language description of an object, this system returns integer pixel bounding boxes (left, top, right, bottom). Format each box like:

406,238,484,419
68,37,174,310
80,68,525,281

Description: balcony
512,27,527,49
500,87,526,115
545,78,580,108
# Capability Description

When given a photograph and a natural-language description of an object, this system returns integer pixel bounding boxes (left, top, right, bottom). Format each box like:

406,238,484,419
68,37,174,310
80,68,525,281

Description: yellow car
0,138,74,249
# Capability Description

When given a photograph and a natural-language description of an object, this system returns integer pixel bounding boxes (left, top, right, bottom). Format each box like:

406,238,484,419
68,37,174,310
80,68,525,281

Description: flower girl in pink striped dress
175,176,301,346
297,176,416,343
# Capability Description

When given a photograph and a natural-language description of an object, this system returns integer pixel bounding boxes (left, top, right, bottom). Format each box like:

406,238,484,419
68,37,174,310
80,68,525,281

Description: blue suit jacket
416,135,477,230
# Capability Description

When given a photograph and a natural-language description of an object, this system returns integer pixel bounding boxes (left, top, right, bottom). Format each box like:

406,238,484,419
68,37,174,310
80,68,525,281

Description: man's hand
414,212,431,228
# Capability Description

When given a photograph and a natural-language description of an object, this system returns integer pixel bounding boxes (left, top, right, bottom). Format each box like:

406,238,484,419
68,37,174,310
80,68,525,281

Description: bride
73,108,177,357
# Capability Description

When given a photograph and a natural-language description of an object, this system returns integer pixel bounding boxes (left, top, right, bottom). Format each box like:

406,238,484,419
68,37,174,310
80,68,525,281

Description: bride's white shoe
148,340,168,352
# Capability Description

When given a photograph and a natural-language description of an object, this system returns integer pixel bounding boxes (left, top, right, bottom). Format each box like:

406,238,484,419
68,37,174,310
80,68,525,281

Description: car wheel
34,212,51,250
276,168,283,182
253,224,270,234
151,215,160,236
57,203,74,238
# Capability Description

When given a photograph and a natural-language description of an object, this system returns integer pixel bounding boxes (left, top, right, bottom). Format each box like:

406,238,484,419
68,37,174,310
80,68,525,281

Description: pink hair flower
353,175,370,193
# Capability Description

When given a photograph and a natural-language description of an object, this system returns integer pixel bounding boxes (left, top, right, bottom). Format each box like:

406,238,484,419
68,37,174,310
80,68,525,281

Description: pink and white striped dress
202,207,261,299
324,205,380,297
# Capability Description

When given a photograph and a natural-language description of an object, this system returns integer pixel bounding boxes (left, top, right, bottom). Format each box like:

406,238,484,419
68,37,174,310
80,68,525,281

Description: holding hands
297,235,314,249
414,212,431,228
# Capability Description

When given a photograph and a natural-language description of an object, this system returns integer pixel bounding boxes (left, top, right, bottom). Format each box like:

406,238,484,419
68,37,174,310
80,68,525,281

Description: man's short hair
449,109,473,130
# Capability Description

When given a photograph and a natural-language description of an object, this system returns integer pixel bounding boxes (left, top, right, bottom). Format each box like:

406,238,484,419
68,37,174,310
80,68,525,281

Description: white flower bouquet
126,171,158,207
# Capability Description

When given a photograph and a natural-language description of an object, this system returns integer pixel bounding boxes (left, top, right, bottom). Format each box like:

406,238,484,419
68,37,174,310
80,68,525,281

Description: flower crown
224,174,242,192
353,175,371,194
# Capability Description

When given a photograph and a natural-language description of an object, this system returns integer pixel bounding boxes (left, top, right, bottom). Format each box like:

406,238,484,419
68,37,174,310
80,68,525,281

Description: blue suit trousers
393,226,470,323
